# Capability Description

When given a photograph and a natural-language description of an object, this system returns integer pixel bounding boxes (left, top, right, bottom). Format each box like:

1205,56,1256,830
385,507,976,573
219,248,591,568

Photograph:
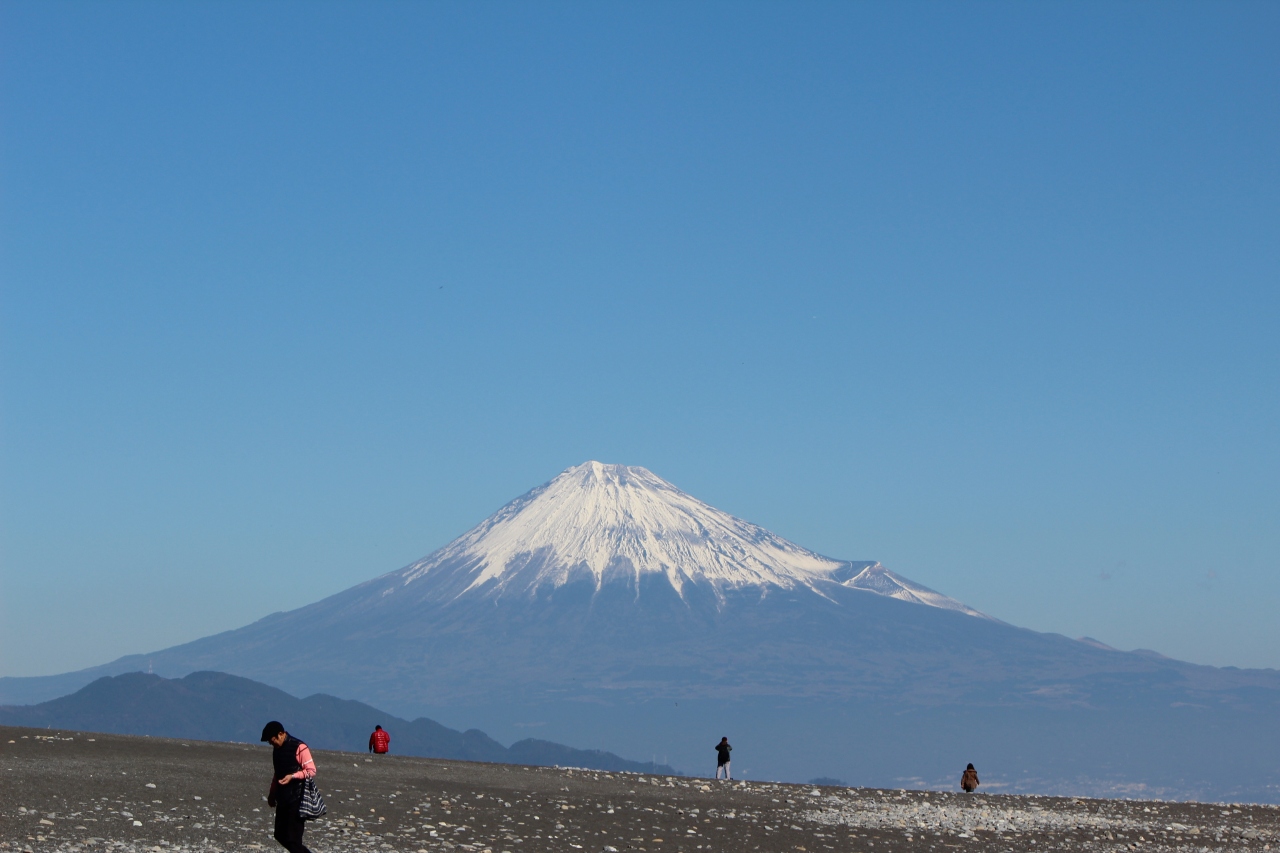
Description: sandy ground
3,725,1278,853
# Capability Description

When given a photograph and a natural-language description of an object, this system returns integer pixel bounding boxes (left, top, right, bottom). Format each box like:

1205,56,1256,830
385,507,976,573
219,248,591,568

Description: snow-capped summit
392,461,986,618
399,461,843,596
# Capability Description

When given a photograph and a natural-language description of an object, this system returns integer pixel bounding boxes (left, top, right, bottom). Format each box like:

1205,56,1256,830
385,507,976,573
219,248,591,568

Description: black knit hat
261,721,285,742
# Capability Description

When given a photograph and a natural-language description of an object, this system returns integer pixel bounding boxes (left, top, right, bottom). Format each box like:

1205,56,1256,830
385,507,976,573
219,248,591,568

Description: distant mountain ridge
0,671,677,775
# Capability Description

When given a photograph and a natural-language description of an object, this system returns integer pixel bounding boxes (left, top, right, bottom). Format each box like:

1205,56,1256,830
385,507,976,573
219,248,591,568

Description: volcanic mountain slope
4,461,1280,798
74,461,1267,708
2,461,1021,705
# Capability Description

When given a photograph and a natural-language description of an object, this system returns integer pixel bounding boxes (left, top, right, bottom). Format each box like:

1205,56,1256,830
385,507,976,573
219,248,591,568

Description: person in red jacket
369,725,390,754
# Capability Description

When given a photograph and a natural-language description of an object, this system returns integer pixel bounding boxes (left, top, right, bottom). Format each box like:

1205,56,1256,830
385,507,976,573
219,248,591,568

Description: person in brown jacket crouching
960,763,979,793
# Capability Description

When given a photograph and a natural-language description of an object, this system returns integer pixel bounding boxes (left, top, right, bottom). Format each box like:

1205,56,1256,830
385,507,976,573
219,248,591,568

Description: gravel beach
3,725,1277,853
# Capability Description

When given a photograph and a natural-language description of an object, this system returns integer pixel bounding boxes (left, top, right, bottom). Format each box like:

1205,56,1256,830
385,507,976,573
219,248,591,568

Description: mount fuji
5,462,1280,801
392,460,986,616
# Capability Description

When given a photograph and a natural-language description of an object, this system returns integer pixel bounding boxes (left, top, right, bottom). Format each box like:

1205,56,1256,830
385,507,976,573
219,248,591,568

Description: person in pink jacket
261,721,317,853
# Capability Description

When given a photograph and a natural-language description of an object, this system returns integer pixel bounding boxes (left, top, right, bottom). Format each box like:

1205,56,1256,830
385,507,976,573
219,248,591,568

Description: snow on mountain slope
842,563,990,620
395,461,988,618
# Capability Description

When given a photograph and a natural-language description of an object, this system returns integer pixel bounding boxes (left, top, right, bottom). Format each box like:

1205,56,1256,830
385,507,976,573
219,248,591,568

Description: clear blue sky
2,1,1277,678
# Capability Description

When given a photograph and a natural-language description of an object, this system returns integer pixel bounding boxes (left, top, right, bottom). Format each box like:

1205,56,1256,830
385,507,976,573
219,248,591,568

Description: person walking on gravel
369,725,390,754
960,763,979,793
262,721,318,853
715,737,732,780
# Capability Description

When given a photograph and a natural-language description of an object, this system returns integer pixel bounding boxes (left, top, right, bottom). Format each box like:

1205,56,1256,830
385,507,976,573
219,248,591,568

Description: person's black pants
274,804,313,853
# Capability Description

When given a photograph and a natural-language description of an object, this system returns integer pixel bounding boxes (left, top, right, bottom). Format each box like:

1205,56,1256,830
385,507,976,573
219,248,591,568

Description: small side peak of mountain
840,563,993,620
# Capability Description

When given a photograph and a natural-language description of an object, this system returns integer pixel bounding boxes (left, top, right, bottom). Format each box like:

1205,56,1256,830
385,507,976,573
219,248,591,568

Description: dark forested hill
0,671,677,775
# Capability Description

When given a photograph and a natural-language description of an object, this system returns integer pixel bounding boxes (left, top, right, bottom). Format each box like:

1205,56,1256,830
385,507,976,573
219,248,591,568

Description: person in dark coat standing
960,763,979,793
262,721,318,853
715,737,732,780
369,725,390,754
